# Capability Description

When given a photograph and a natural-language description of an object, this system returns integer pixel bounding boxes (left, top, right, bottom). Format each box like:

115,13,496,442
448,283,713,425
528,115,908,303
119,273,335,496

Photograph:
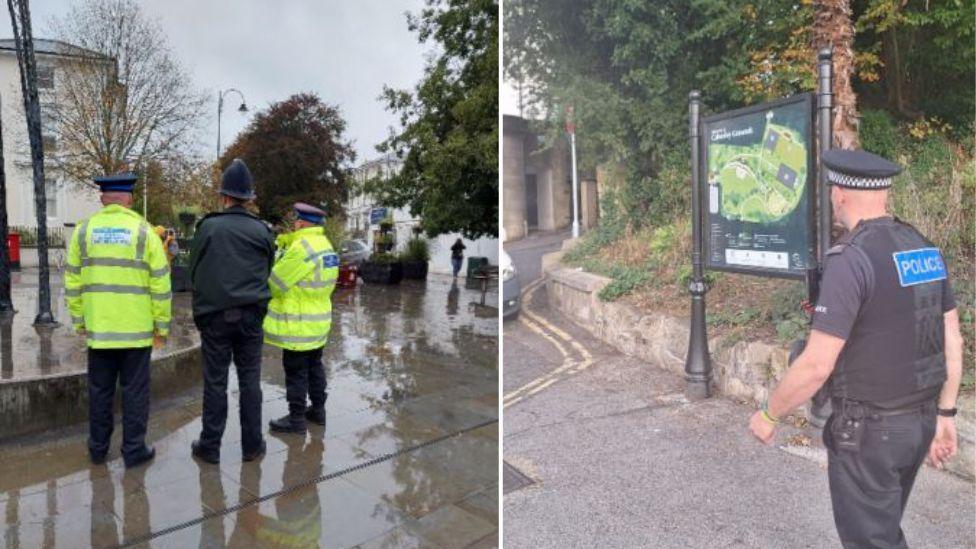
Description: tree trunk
7,0,54,325
814,0,859,149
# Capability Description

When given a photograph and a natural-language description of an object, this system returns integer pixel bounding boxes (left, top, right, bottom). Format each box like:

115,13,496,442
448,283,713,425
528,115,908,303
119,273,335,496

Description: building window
44,179,58,218
37,65,54,90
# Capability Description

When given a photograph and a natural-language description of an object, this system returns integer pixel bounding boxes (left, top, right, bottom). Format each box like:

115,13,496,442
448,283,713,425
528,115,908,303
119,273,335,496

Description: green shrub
859,109,898,159
323,217,346,250
369,252,400,264
400,238,430,262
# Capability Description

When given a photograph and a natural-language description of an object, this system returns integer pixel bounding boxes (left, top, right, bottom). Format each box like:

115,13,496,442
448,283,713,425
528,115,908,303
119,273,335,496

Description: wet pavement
0,269,198,382
0,275,499,548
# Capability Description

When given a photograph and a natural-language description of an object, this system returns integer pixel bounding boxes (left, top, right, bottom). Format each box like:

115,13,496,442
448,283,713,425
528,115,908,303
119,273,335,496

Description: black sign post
684,90,712,400
684,50,835,399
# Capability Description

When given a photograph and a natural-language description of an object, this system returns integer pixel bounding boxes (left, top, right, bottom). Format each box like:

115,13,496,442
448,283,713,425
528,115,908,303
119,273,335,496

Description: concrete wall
503,129,527,240
543,262,975,481
581,179,599,229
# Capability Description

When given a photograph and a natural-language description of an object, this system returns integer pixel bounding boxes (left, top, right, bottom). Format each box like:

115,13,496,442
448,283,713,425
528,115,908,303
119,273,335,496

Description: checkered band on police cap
826,168,892,189
821,149,901,190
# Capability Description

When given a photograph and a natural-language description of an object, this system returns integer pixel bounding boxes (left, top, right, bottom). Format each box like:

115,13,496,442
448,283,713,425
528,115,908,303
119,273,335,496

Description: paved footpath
0,275,498,548
503,279,975,549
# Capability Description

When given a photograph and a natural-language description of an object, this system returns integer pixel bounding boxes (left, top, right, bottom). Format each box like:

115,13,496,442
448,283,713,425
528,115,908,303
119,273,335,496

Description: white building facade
347,154,498,277
0,39,103,233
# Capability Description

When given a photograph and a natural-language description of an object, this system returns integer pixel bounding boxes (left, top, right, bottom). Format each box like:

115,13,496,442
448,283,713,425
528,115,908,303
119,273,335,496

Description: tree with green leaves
220,93,354,224
371,0,498,239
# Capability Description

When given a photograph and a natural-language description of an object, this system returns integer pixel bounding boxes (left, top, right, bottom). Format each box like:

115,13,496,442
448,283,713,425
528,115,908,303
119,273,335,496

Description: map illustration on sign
702,94,814,279
708,111,807,224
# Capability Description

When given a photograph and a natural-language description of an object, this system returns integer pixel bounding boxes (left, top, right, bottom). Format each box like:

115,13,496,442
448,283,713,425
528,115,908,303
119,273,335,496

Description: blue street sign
370,208,388,225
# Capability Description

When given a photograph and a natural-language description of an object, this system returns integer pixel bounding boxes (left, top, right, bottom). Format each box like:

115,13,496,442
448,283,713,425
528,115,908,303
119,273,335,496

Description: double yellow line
503,277,595,408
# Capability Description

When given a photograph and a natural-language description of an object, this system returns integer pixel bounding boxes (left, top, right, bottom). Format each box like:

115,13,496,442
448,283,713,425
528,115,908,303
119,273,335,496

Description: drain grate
503,461,535,494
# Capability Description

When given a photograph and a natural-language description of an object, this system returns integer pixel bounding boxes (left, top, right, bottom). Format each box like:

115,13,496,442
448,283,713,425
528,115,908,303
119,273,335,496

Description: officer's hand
153,334,166,349
749,411,776,445
927,416,957,469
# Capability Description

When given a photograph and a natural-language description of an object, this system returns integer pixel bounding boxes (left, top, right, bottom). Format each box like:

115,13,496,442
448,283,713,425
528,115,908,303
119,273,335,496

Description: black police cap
822,149,902,190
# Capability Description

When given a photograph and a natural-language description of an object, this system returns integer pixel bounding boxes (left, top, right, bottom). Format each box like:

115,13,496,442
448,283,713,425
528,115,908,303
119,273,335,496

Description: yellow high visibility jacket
65,204,172,349
264,226,338,351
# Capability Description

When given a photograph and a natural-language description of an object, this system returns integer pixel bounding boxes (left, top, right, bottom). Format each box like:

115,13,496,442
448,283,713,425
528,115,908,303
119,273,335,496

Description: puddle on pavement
0,274,498,548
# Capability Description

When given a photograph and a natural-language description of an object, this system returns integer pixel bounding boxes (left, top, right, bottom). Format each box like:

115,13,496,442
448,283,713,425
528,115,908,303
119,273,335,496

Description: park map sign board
701,93,815,279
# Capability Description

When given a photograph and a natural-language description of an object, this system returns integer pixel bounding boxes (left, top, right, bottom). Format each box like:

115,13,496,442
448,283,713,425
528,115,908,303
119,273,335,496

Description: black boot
269,414,307,434
124,446,156,469
305,407,326,426
191,440,220,464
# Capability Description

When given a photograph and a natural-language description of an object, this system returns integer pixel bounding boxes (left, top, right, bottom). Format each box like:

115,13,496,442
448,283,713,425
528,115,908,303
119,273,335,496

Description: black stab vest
829,218,947,407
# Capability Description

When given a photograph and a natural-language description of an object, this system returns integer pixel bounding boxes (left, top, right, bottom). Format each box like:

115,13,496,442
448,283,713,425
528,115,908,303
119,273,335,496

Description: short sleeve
942,276,957,313
811,248,872,340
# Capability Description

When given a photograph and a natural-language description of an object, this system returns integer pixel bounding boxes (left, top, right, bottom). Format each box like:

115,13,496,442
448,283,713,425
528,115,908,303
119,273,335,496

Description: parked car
339,239,370,266
501,248,520,320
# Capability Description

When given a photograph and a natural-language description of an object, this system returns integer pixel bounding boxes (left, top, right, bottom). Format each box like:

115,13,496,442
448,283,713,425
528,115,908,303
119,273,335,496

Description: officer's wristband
760,408,780,425
937,407,957,418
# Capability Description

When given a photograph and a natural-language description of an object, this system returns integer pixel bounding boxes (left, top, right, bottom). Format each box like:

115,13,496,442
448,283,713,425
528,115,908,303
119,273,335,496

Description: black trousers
87,347,151,462
824,405,937,549
196,305,265,456
283,347,327,417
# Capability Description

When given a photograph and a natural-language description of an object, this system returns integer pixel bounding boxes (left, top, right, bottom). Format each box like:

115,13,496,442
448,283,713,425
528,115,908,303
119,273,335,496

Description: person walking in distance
749,149,963,548
189,159,275,464
450,238,466,278
265,203,339,434
65,171,171,469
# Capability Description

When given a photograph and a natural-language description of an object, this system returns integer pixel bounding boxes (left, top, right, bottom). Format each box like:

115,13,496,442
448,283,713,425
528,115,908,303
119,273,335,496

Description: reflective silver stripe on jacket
135,223,148,260
154,321,170,331
300,239,316,260
150,266,170,278
296,278,337,289
270,272,289,292
71,315,84,325
65,264,81,274
151,292,171,301
77,220,90,259
81,284,150,295
87,331,154,341
266,311,332,322
81,257,150,271
264,333,328,345
65,288,82,297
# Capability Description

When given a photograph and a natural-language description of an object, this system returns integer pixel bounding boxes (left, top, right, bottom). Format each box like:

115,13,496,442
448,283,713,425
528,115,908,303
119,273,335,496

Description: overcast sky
5,0,430,165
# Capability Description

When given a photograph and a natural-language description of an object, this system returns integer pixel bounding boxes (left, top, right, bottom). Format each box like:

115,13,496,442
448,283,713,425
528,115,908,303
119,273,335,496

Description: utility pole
0,93,11,313
566,106,579,239
684,90,712,399
217,88,248,160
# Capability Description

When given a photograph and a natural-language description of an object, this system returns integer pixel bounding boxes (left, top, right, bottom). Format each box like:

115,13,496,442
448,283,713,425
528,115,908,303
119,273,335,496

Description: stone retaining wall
543,260,975,481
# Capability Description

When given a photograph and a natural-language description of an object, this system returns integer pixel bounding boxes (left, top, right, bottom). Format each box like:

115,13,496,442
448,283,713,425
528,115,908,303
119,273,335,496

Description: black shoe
304,408,326,426
124,446,155,469
269,415,307,434
90,453,107,465
191,440,220,464
243,440,267,462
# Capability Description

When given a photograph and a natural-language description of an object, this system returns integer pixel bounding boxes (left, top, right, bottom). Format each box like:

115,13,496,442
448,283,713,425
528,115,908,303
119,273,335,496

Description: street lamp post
566,106,579,239
216,88,248,160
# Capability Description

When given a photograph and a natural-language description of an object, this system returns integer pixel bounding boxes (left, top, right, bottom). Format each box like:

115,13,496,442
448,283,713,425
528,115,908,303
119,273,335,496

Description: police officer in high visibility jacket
266,203,338,434
749,150,963,548
66,172,171,469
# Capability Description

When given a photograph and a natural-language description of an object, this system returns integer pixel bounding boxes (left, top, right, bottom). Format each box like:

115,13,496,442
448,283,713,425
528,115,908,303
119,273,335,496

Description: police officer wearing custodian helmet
749,149,963,548
189,159,275,464
65,171,171,468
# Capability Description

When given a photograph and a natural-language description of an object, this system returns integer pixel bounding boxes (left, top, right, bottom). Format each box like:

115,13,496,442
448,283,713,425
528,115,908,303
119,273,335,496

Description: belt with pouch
831,398,935,419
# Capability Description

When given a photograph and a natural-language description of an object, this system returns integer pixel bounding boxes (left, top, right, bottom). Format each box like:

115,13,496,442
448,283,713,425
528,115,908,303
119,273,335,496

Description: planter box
402,260,428,280
360,261,403,284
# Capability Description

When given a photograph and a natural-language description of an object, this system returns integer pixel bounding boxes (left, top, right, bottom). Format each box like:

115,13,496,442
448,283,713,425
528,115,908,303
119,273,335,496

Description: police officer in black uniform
749,149,963,549
189,158,276,464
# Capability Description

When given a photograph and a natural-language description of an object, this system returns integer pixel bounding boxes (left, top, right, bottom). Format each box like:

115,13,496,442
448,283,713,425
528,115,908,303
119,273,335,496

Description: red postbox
7,233,19,271
337,263,358,288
